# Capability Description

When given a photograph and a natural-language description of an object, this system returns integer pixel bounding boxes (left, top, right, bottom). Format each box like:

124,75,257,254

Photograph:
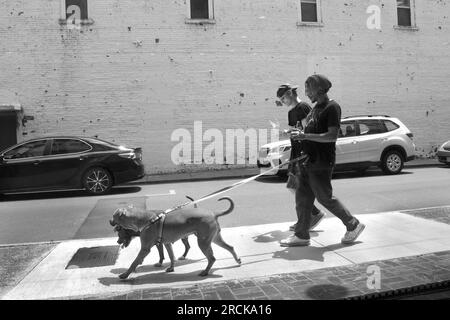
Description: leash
145,154,308,230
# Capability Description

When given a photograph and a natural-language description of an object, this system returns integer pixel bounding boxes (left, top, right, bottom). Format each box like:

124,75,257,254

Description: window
339,121,356,138
298,0,322,25
51,139,91,155
357,120,386,136
383,120,400,132
4,140,47,159
186,0,215,23
396,0,416,28
59,0,94,25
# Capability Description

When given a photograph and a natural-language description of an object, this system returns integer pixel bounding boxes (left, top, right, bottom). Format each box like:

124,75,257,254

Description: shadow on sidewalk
253,228,361,262
252,230,324,243
109,257,204,275
273,242,361,262
99,258,271,286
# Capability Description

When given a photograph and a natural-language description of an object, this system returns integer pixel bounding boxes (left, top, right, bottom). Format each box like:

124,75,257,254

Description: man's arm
291,126,339,143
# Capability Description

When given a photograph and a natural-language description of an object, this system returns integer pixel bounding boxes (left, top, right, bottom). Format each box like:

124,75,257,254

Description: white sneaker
280,235,310,247
341,223,365,244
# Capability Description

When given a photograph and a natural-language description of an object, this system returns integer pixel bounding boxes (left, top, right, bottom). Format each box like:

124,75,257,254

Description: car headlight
269,146,291,153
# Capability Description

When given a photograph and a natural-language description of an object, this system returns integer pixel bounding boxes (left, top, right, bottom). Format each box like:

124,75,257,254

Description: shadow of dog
109,257,204,275
98,269,223,286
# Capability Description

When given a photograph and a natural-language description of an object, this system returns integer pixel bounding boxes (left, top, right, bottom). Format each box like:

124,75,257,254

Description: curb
127,160,441,185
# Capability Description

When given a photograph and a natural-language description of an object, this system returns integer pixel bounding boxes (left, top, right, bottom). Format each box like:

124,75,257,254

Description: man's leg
308,165,358,230
289,204,325,231
307,165,365,243
281,166,315,247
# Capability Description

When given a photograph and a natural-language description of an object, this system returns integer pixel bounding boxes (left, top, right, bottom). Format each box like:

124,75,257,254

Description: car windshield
3,140,47,159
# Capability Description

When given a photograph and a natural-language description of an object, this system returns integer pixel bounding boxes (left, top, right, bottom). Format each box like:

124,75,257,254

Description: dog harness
154,213,166,246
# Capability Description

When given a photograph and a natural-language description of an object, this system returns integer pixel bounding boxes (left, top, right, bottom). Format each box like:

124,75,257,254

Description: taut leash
146,154,308,228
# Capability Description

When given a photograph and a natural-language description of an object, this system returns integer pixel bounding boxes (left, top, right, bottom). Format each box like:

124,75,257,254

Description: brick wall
1,0,449,174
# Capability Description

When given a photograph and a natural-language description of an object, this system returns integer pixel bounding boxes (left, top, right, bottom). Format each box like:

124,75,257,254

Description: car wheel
381,150,404,175
82,167,113,195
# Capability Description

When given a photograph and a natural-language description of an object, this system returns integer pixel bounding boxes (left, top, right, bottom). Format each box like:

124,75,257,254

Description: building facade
1,0,449,174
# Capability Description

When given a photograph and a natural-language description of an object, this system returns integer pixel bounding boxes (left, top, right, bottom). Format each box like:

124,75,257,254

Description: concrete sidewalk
2,206,450,300
134,158,441,184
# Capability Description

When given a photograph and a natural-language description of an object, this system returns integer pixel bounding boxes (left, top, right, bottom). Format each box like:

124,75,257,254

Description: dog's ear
109,219,116,226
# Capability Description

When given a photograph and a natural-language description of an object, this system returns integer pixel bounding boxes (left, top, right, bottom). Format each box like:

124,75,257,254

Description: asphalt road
0,166,449,245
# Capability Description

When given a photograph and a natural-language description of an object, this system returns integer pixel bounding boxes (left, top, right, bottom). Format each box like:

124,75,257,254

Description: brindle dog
110,196,241,279
112,196,194,267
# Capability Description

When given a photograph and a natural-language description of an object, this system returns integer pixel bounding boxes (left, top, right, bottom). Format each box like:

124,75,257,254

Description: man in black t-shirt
276,84,325,231
279,75,365,247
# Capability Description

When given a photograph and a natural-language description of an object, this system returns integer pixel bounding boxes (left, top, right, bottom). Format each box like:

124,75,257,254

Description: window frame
338,121,357,138
394,0,418,30
185,0,216,25
2,139,50,161
59,0,94,26
49,138,92,156
297,0,323,27
356,119,387,136
383,120,400,132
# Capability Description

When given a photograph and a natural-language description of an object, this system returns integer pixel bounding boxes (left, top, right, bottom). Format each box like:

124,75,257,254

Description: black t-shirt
302,100,341,164
288,102,312,159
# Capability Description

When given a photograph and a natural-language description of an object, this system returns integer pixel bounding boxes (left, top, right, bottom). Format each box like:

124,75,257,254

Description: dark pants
294,161,359,240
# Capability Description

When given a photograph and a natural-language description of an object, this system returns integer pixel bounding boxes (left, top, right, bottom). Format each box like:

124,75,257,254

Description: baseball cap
276,84,299,98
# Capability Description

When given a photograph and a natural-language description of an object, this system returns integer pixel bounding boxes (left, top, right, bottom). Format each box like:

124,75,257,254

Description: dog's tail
214,197,234,218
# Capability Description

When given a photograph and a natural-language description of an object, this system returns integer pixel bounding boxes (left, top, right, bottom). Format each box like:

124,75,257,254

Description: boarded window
190,0,209,19
301,0,318,22
397,0,412,26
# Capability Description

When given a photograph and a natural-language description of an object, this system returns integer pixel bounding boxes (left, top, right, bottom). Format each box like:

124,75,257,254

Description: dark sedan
0,137,145,195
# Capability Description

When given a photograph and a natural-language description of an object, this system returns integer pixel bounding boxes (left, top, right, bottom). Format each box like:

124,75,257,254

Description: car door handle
33,160,41,165
352,140,358,144
79,156,86,161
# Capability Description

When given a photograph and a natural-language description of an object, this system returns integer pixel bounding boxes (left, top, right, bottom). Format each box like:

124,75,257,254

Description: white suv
257,115,416,176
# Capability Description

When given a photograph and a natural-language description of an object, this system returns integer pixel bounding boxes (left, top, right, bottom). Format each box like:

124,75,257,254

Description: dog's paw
198,270,209,277
236,258,242,265
165,267,174,273
154,262,163,267
178,256,186,261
